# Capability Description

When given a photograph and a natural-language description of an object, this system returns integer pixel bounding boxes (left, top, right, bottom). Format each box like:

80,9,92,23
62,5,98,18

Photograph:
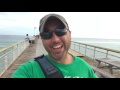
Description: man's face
41,19,71,61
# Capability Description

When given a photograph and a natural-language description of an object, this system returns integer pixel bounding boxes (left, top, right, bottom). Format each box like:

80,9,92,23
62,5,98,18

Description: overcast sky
0,12,120,39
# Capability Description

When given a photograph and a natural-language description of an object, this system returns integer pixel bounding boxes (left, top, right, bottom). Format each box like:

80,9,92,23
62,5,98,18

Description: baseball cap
39,13,69,33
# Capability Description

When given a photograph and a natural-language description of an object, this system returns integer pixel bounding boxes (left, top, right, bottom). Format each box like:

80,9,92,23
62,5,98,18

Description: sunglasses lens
40,32,52,39
55,29,67,36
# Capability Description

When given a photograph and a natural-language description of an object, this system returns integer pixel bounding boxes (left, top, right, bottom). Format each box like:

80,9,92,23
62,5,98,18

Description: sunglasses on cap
40,28,68,40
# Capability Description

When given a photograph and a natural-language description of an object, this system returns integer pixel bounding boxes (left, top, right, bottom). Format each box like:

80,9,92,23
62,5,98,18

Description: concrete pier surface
1,38,120,78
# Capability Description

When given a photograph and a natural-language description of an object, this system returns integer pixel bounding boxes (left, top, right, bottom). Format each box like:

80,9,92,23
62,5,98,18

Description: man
25,34,32,46
12,13,98,78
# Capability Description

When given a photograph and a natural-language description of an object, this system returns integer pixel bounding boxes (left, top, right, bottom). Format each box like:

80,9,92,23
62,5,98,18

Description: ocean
0,35,28,50
71,38,120,51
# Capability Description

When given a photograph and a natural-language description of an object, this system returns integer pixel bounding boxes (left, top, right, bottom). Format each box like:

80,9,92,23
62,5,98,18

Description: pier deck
1,39,120,78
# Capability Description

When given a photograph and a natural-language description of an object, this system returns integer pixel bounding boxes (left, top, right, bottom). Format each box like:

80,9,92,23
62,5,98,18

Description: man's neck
49,54,73,64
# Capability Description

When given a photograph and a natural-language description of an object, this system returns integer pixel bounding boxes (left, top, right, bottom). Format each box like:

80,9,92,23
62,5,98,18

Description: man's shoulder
11,60,40,78
20,60,37,67
73,56,84,61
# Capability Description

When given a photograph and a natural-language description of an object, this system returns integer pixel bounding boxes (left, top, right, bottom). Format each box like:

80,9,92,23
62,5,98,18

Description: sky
0,12,120,39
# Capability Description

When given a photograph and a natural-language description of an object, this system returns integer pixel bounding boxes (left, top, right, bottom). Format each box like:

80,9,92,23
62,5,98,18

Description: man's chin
52,53,64,60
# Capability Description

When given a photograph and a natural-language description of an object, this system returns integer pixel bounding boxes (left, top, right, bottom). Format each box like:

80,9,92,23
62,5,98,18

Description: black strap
34,54,63,78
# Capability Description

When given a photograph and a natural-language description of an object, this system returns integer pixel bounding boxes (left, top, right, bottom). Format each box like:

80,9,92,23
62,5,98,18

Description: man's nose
51,32,60,42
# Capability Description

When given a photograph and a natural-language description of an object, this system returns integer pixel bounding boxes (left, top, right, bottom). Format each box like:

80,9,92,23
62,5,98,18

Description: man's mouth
52,44,63,53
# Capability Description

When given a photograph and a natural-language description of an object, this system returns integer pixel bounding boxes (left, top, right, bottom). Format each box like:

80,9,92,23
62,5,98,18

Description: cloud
0,12,120,39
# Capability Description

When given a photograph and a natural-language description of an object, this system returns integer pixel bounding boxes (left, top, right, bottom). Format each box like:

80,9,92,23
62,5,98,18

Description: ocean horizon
0,35,120,51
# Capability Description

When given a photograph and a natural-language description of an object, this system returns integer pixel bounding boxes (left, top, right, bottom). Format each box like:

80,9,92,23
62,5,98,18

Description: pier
0,38,120,78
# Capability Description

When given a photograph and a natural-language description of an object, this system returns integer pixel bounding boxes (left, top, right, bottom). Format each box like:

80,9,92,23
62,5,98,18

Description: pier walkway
1,38,120,78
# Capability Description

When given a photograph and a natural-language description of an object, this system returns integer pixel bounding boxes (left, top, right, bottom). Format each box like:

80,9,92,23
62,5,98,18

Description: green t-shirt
12,55,98,78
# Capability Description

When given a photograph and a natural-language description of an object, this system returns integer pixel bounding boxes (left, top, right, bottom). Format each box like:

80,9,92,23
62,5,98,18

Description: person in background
26,34,29,41
11,13,99,78
29,36,33,46
26,34,32,46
